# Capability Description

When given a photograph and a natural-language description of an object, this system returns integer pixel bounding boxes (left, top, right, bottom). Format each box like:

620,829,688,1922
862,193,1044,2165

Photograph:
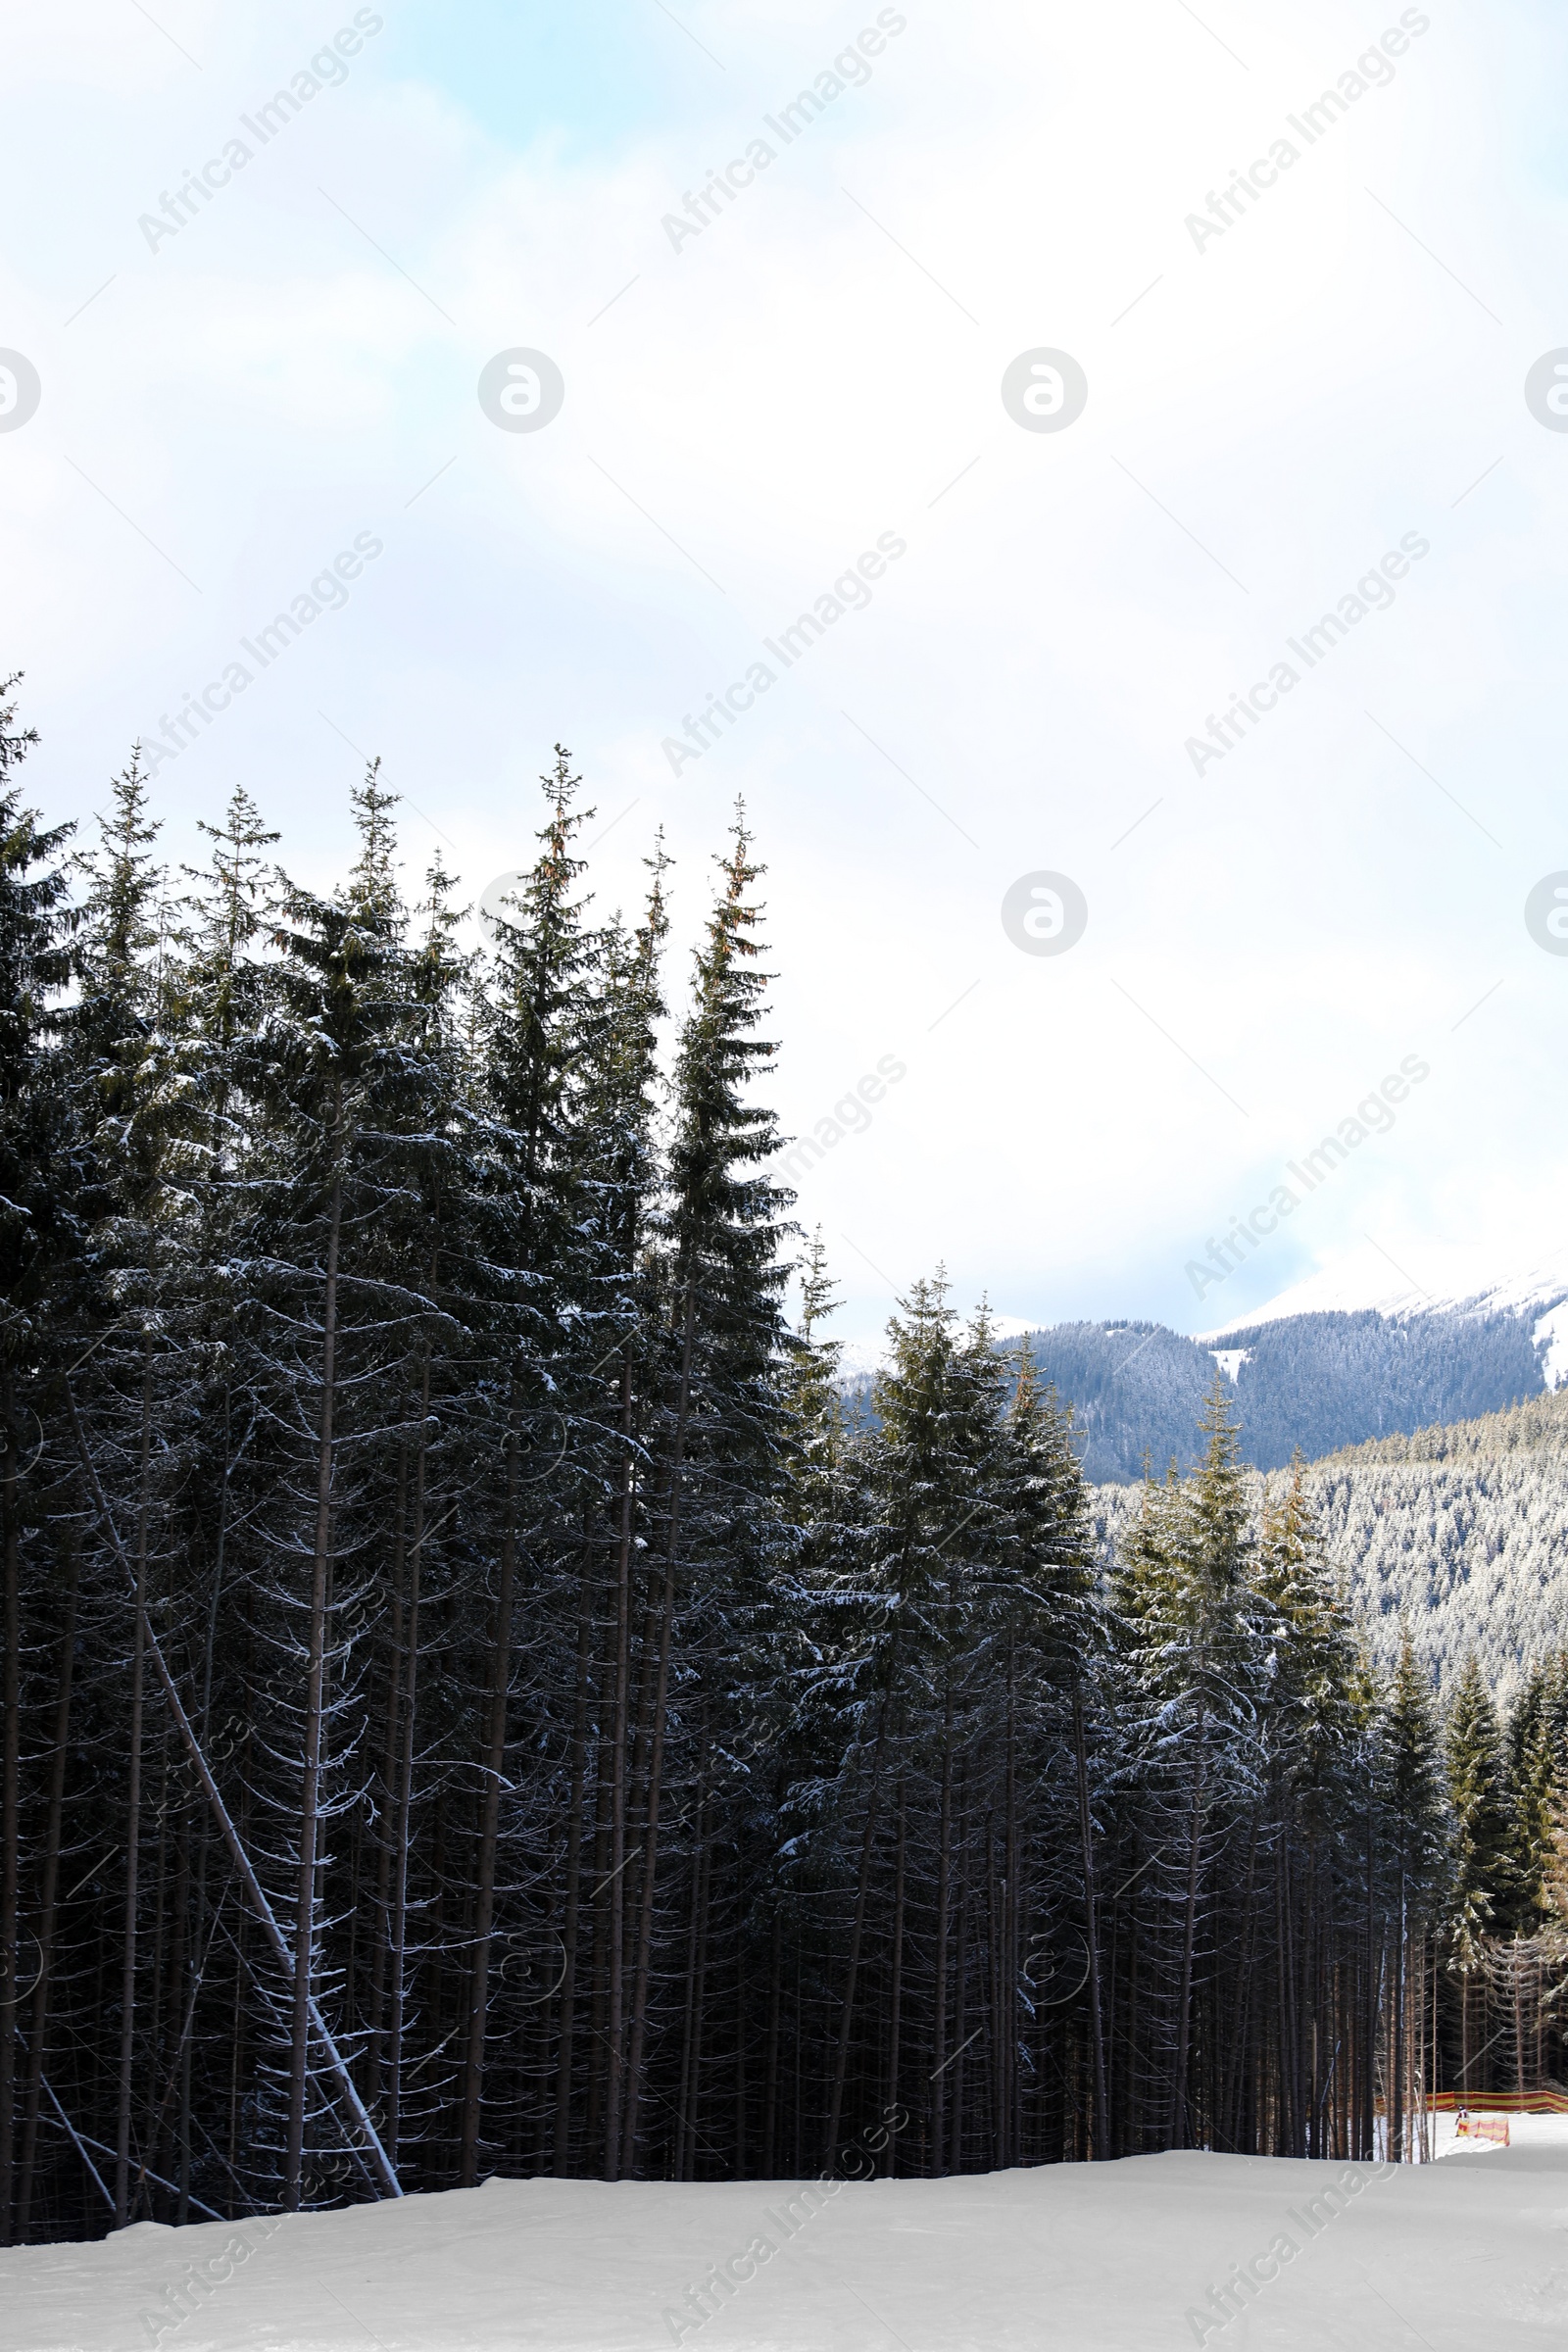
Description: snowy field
1430,2110,1568,2164
4,2136,1568,2352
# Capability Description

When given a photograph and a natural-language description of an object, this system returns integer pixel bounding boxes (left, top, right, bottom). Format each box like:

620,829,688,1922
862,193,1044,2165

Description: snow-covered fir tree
0,684,1564,2248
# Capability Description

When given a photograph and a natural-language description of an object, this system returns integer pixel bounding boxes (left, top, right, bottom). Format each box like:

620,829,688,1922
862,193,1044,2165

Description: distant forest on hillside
1092,1386,1568,1701
841,1304,1550,1484
1016,1307,1549,1482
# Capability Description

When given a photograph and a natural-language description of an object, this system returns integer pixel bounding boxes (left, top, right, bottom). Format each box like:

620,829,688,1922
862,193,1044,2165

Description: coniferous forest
0,679,1565,2247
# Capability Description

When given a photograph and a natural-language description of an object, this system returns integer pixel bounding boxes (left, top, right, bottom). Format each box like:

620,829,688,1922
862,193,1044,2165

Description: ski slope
3,2137,1567,2351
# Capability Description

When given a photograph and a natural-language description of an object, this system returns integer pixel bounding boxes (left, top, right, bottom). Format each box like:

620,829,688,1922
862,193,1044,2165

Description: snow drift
3,2136,1566,2351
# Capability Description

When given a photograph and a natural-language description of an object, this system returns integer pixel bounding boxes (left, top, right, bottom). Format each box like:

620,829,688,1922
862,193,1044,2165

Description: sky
3,0,1568,1354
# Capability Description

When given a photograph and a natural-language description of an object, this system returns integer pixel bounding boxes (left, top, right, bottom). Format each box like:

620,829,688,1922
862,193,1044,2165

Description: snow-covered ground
1431,2109,1568,2163
4,2140,1567,2352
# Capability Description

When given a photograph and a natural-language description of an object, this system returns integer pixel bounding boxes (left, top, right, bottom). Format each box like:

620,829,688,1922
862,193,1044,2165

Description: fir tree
619,809,793,2176
6,692,1565,2237
461,749,605,2181
1504,1652,1568,1931
1444,1650,1513,2091
0,682,75,2245
235,765,427,2207
1116,1377,1265,2146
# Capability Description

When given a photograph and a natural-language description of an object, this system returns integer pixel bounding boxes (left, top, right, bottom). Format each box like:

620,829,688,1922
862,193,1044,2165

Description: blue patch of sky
379,0,724,161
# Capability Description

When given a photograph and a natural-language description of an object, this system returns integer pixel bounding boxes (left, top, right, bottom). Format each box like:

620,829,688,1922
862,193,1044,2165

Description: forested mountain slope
1011,1321,1219,1481
1204,1305,1547,1469
1093,1388,1568,1697
1022,1304,1553,1482
848,1297,1558,1493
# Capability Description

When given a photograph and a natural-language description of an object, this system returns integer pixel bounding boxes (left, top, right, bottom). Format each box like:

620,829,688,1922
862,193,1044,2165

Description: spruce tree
1504,1655,1568,1932
7,701,1558,2227
1376,1636,1448,2151
619,810,793,2176
562,860,669,2180
0,682,75,2245
1116,1376,1263,2147
233,763,426,2206
461,749,604,2182
1445,1651,1512,2091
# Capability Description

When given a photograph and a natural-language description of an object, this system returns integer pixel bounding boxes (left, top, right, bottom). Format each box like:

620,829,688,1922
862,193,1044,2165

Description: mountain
1199,1238,1568,1338
1008,1319,1227,1483
838,1296,1561,1484
1008,1252,1568,1484
1091,1385,1568,1699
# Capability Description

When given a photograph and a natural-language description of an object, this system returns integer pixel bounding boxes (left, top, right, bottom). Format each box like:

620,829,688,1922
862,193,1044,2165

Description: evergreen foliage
1093,1384,1568,1700
0,692,1564,2244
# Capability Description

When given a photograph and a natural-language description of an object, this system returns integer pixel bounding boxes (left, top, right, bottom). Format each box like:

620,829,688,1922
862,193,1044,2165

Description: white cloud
4,0,1565,1344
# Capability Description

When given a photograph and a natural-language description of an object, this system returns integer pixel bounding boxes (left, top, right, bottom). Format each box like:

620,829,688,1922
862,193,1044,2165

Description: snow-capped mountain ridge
836,1248,1568,1475
1199,1240,1568,1341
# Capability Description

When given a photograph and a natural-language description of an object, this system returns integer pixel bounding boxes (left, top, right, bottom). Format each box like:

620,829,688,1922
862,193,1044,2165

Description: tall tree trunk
620,1277,697,2175
0,1370,21,2243
387,1354,429,2171
1362,1805,1377,2161
552,1528,599,2169
179,1397,236,2225
1072,1679,1107,2160
18,1534,76,2235
887,1775,906,2175
948,1799,967,2178
823,1690,892,2166
459,1417,517,2183
930,1677,955,2173
287,1155,343,2208
367,1443,409,2115
676,1759,710,2180
1400,1862,1410,2154
1170,1736,1206,2152
603,1357,635,2180
762,1906,781,2178
115,1345,155,2225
